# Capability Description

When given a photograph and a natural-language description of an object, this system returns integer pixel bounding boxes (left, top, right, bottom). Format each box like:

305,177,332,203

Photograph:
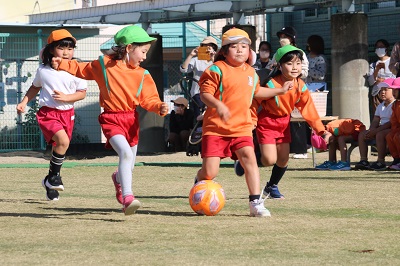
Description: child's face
52,45,74,60
126,43,151,68
280,56,302,79
379,87,393,101
224,43,250,67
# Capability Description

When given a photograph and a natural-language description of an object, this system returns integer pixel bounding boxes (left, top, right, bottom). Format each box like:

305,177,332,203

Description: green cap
275,45,303,63
114,25,157,45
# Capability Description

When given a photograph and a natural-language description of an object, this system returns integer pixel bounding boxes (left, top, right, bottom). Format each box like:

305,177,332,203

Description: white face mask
279,38,291,47
375,48,386,58
259,51,270,59
174,106,181,113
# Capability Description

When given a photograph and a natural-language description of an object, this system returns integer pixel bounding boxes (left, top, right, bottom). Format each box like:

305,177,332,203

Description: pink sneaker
123,195,141,215
111,171,123,204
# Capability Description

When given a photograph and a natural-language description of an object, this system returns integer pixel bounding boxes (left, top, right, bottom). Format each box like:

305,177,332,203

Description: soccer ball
189,180,226,216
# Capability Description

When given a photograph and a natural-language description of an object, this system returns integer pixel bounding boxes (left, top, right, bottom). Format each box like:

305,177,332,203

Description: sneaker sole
42,179,59,201
250,211,271,217
262,190,285,200
124,200,141,216
329,167,351,171
45,180,64,191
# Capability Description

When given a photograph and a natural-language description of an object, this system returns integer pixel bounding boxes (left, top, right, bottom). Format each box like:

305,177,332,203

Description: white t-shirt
374,100,395,125
32,65,87,110
180,57,213,97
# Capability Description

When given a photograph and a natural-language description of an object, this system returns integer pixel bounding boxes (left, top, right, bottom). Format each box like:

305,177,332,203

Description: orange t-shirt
255,75,325,135
199,60,260,137
390,100,400,132
58,56,164,114
325,119,366,139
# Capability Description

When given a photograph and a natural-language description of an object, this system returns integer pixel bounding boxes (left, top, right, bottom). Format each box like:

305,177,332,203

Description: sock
268,164,287,186
249,195,260,202
48,151,65,176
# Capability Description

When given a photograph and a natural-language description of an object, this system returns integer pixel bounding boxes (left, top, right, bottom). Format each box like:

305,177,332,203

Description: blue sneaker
315,161,335,170
329,161,351,171
263,182,284,199
234,160,245,176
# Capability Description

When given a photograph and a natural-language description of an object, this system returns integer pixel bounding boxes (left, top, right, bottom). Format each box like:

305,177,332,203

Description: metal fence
1,3,400,152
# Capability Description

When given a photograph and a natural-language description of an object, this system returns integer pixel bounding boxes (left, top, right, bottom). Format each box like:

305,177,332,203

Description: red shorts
256,110,291,144
201,135,254,160
36,106,75,146
98,110,139,149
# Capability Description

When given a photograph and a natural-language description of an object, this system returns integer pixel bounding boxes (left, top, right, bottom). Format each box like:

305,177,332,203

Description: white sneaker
293,153,308,159
249,198,271,217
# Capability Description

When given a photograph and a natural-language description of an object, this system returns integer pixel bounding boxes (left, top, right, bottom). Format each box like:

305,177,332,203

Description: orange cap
47,29,76,44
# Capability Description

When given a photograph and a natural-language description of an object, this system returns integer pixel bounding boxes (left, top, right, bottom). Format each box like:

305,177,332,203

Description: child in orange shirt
195,28,291,217
386,77,400,170
316,119,366,171
52,25,169,215
252,45,331,199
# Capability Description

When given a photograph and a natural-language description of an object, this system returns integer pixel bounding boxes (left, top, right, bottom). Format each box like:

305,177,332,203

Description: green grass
0,163,399,265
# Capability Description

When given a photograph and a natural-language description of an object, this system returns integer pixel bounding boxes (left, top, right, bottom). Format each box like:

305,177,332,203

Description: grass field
0,152,399,265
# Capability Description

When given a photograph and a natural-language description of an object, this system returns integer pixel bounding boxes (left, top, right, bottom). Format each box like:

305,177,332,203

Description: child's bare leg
357,130,369,161
259,143,278,167
376,129,390,162
337,135,353,162
328,136,337,162
236,146,260,195
197,157,221,181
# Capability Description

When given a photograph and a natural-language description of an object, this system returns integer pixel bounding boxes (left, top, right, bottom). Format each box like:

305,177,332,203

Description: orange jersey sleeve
58,56,163,114
199,61,260,137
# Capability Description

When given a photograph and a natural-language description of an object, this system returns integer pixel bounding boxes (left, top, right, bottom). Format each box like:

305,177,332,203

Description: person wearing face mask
253,41,272,70
167,97,195,152
266,26,309,79
368,39,395,121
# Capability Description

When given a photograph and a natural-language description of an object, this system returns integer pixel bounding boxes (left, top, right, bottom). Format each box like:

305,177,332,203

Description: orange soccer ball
189,180,226,216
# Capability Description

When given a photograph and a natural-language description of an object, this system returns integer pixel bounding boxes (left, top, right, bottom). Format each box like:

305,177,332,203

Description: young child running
16,29,87,201
385,77,400,170
52,25,169,215
195,28,291,217
253,45,331,199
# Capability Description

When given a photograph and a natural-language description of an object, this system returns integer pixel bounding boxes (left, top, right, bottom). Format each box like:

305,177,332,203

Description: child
195,28,291,217
385,77,400,170
253,45,331,199
52,25,169,215
16,29,87,201
316,119,366,171
355,79,395,170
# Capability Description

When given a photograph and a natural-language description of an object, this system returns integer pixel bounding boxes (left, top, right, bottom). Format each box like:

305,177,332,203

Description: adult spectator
180,36,218,119
167,97,194,152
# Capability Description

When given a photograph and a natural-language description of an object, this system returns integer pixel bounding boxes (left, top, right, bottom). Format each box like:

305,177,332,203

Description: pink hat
392,77,400,89
376,78,400,90
311,130,327,151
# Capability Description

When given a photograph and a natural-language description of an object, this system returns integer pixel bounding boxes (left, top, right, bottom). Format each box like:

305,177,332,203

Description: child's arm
52,57,98,80
201,92,230,123
254,81,293,99
52,90,86,103
16,85,41,114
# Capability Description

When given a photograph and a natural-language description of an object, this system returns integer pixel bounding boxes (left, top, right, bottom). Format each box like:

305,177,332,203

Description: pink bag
311,130,327,151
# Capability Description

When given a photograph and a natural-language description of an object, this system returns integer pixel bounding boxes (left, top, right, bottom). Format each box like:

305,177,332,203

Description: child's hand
216,102,231,123
52,90,67,102
322,131,332,145
51,57,62,69
279,81,293,94
160,102,169,115
16,103,26,114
